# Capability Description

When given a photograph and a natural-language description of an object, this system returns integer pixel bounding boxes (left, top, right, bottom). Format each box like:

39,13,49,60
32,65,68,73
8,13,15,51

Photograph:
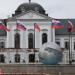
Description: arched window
42,33,47,44
15,54,20,63
0,54,5,63
28,33,34,49
15,33,20,48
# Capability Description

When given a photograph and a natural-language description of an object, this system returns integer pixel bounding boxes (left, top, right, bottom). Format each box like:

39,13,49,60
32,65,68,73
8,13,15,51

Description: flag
16,23,26,31
0,22,10,31
51,20,64,29
67,20,73,32
34,23,40,31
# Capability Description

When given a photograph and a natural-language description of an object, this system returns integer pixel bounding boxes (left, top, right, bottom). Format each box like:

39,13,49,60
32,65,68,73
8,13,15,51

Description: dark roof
14,2,47,16
55,19,75,35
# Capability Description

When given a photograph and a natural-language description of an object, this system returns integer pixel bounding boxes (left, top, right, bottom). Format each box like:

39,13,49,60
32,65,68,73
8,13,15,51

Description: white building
0,1,75,64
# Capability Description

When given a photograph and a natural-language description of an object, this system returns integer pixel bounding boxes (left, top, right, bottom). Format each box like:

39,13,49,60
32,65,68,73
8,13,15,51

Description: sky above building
0,0,75,19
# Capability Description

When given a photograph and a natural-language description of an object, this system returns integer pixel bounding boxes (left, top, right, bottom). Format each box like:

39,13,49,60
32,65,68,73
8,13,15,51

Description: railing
0,48,39,52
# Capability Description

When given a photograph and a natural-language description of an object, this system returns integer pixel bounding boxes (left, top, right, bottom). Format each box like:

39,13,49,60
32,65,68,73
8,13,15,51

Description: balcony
0,48,39,52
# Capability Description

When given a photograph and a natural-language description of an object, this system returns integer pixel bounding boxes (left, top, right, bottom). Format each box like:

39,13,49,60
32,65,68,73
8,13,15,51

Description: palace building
0,1,75,64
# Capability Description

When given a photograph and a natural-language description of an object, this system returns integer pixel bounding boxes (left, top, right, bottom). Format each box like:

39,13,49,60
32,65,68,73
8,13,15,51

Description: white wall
6,20,53,49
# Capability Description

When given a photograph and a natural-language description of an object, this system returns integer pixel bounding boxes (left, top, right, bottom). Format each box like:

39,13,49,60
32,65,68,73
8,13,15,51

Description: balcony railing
0,48,39,52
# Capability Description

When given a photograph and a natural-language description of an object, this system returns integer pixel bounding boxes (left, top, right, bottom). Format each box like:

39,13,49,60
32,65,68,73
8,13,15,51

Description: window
0,54,5,63
65,42,69,49
74,42,75,50
29,54,35,62
0,42,5,48
21,7,25,12
15,33,20,48
28,33,34,49
56,42,60,46
15,54,20,63
35,7,39,12
42,33,47,44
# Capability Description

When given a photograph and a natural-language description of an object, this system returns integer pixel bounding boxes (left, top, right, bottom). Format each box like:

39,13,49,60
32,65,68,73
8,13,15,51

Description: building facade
0,1,75,64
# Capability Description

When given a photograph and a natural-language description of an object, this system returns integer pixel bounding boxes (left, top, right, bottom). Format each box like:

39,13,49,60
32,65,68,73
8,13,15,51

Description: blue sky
0,0,75,19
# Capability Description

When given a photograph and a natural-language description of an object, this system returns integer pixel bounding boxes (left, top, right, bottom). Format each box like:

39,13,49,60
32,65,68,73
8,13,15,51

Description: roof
10,10,52,20
14,2,47,16
55,19,75,35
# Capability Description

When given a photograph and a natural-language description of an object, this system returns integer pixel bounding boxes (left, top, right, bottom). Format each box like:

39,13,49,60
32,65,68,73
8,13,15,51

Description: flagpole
16,19,17,30
34,23,35,62
69,32,72,64
71,32,72,64
67,20,73,65
15,19,20,32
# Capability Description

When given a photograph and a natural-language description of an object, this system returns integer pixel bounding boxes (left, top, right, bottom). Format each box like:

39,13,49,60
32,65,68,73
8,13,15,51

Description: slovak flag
16,23,26,31
0,21,10,31
34,23,40,31
52,20,64,29
67,20,73,32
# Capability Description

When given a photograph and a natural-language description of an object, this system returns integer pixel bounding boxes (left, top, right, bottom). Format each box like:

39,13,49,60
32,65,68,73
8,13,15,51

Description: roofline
8,10,53,21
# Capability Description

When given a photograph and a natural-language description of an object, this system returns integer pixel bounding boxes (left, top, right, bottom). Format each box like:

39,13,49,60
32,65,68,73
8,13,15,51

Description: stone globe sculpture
39,42,63,65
